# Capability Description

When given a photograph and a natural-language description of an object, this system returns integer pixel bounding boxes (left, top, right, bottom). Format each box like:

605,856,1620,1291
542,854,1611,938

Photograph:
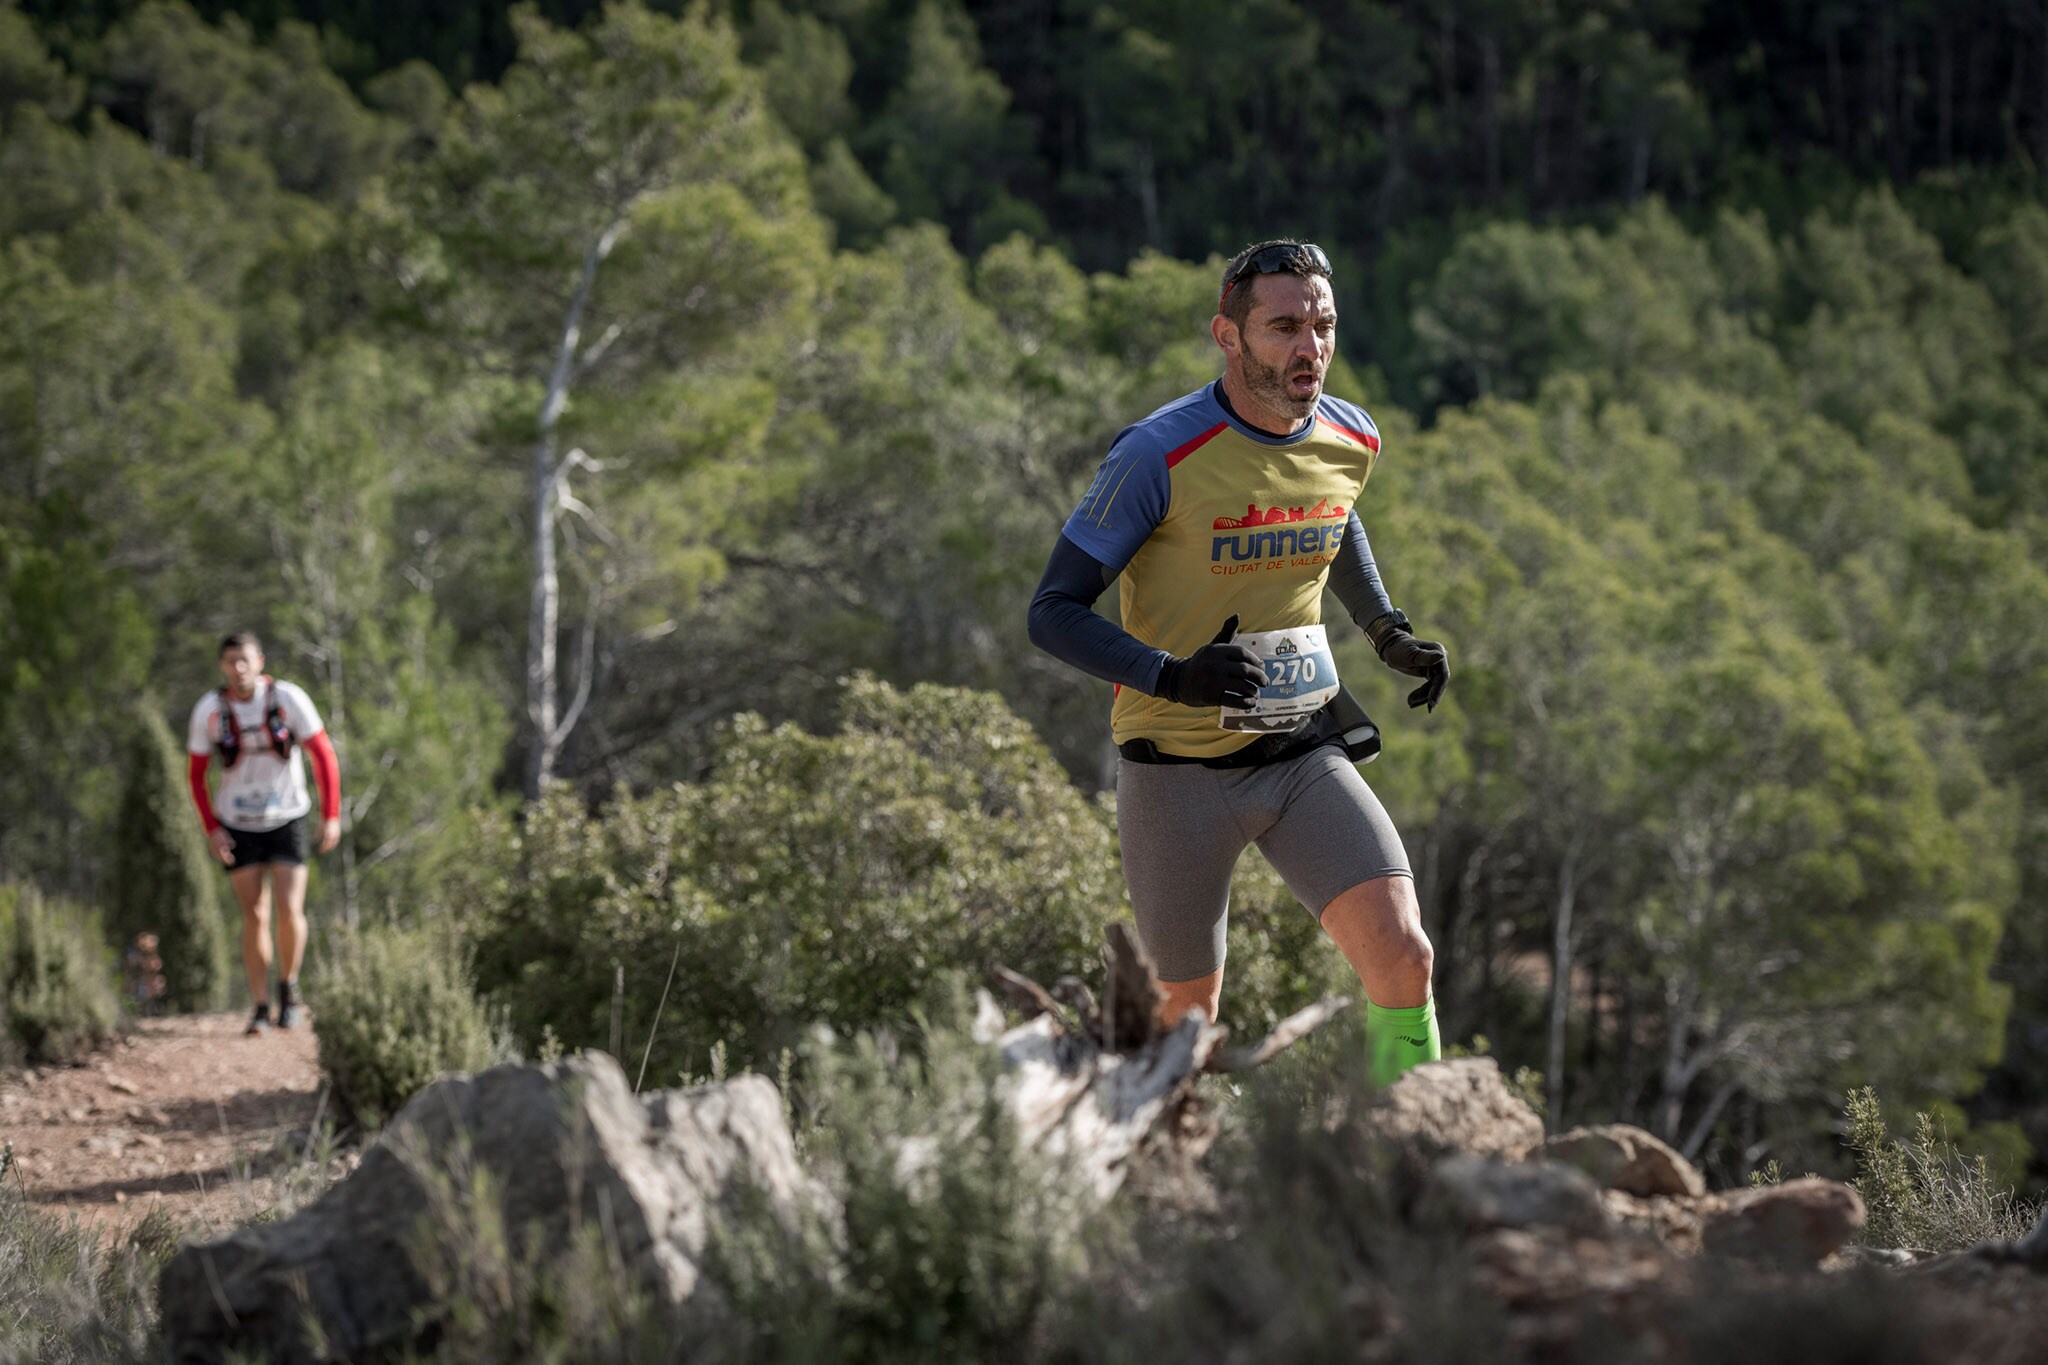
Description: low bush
108,703,232,1012
0,883,119,1066
0,1149,173,1365
470,675,1130,1086
314,922,508,1127
1847,1087,2040,1252
705,999,1094,1364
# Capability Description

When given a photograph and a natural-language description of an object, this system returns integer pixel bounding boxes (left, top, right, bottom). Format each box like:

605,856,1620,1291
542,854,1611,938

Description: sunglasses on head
1219,242,1333,308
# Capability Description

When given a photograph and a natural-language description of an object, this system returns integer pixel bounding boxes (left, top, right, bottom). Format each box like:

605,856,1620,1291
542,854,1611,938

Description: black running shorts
222,817,309,871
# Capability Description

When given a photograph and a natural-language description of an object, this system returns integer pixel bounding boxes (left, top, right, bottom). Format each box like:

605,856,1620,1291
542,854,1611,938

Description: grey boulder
159,1051,811,1364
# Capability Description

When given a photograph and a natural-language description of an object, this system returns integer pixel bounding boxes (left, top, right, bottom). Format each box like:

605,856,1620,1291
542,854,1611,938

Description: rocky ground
1,1011,346,1238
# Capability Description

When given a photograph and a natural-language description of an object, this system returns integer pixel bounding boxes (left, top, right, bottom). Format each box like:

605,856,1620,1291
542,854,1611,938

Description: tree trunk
525,425,562,798
1825,22,1847,160
1682,1076,1741,1163
1377,107,1407,233
2037,2,2048,175
323,638,359,929
1656,979,1695,1141
1439,12,1459,117
1938,13,1954,167
1545,841,1581,1126
1481,33,1502,204
524,221,622,799
1135,139,1161,248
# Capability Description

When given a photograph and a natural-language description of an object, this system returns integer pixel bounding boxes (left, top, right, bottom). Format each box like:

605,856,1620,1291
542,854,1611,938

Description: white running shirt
187,679,326,833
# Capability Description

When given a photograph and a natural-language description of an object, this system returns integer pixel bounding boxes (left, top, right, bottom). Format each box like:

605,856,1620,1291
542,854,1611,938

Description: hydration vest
216,682,294,769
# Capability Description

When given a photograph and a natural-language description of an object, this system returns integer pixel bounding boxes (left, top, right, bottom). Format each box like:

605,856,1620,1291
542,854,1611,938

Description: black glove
1367,612,1450,712
1156,615,1266,709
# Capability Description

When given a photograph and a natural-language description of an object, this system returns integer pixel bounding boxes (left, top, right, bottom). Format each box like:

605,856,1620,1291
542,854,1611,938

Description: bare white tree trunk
525,220,623,799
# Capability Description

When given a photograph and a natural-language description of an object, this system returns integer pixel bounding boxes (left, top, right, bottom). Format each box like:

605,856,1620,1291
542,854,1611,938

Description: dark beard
1242,349,1321,422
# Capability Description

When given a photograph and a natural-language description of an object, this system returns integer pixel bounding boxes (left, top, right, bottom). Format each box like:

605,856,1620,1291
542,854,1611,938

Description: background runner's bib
1219,625,1340,732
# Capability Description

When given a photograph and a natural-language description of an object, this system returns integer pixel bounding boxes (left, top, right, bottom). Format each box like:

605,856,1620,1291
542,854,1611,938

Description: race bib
1219,625,1340,733
229,790,283,821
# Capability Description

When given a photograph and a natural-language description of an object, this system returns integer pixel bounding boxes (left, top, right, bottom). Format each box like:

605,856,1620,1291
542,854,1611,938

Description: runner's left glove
1367,611,1450,712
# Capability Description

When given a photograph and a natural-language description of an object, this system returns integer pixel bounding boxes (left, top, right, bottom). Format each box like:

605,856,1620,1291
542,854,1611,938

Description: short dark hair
1218,239,1332,330
219,632,263,656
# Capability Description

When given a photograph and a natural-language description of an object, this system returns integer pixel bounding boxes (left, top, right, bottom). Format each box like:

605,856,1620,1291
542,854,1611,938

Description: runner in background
186,633,341,1036
1028,239,1450,1087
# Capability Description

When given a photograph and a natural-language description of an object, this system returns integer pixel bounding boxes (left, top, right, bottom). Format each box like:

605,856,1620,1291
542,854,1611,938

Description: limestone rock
1467,1225,1678,1358
1361,1058,1544,1161
2014,1205,2048,1266
1545,1124,1706,1198
159,1052,811,1364
1702,1178,1865,1267
1423,1155,1611,1237
1600,1188,1711,1255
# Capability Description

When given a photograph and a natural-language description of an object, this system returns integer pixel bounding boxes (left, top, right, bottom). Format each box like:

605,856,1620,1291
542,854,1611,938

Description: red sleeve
186,753,220,834
304,731,341,822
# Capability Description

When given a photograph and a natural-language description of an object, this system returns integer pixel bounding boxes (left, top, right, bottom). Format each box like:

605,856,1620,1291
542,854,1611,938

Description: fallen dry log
979,922,1351,1201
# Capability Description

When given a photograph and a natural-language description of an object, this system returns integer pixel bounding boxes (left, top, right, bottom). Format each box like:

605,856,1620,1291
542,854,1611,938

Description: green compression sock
1366,998,1441,1087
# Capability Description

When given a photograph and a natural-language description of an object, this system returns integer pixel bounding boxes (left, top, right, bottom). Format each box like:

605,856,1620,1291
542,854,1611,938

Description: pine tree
110,702,231,1013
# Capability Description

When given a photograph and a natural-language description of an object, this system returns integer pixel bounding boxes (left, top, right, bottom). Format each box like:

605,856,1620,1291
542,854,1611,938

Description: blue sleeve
1328,510,1396,630
1027,534,1173,694
1059,432,1170,571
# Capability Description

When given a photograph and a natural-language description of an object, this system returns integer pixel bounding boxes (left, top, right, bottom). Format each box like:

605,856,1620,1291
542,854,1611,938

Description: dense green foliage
0,0,2044,1192
108,703,232,1012
24,2,2048,272
313,921,507,1125
0,883,119,1066
469,676,1128,1080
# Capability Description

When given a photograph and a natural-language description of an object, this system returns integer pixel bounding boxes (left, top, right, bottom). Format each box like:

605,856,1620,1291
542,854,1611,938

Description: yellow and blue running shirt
1061,381,1382,758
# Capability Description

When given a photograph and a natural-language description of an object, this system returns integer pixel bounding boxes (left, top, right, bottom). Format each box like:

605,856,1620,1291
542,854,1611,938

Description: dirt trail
1,1011,340,1237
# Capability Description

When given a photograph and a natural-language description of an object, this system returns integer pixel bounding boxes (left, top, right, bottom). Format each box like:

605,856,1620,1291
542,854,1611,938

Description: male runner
186,633,342,1035
1028,239,1451,1086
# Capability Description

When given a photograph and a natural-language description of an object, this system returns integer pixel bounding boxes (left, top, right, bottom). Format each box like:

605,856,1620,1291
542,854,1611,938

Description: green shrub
108,703,232,1012
706,1000,1092,1364
471,675,1129,1085
315,923,507,1127
0,883,119,1066
0,1148,171,1364
1847,1087,2039,1251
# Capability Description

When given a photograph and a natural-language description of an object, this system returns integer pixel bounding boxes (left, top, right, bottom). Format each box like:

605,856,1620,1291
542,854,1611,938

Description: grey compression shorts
1116,744,1411,983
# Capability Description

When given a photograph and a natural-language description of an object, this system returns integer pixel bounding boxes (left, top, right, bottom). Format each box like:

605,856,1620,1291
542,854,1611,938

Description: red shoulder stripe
1164,422,1228,469
1321,419,1381,454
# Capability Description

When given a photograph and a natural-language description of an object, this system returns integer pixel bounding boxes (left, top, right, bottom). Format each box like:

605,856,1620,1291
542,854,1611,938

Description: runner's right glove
1157,614,1266,709
1367,610,1451,711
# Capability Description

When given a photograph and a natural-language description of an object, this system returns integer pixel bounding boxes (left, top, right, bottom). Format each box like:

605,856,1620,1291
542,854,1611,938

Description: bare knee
1392,932,1435,994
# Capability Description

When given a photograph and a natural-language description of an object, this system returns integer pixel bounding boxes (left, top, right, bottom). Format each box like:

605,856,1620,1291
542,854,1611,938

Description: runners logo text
1211,499,1347,575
